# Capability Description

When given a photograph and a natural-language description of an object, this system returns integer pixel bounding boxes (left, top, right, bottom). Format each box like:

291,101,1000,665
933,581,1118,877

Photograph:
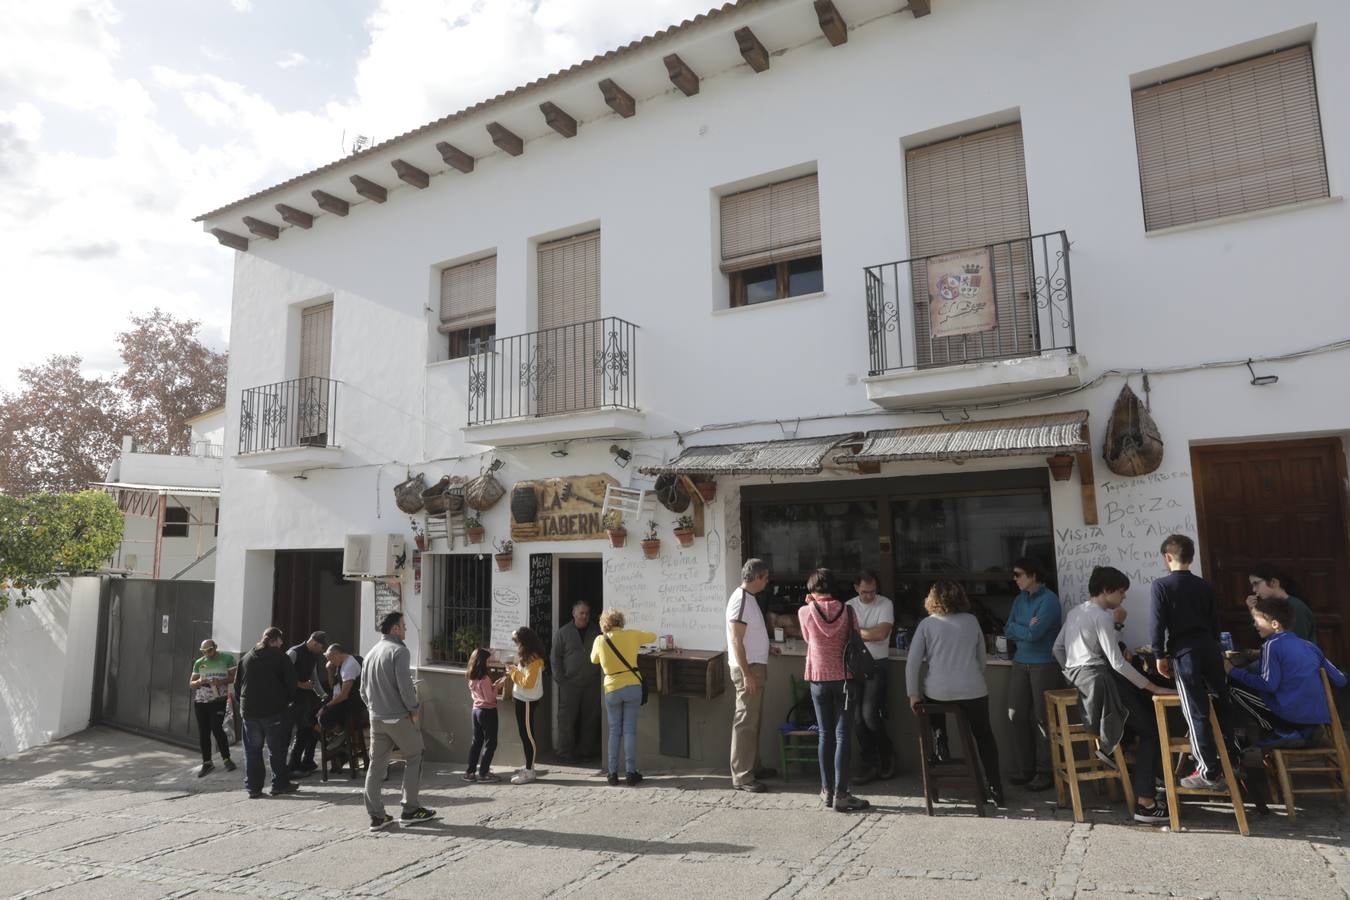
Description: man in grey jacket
362,611,437,831
551,601,601,763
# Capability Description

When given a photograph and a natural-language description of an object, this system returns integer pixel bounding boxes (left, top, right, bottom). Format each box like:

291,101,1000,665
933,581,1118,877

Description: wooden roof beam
242,216,279,240
274,204,313,229
539,101,578,138
311,190,349,216
349,174,387,203
814,0,848,46
664,53,700,96
735,26,770,73
436,141,475,173
209,228,248,251
910,0,932,17
392,159,430,189
598,78,635,118
487,122,524,156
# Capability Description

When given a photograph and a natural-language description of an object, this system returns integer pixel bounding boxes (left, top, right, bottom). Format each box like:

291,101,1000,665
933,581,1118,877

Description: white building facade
200,0,1350,768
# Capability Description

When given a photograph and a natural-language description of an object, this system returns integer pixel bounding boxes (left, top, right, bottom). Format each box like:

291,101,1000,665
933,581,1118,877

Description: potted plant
603,510,626,548
409,517,427,551
673,514,695,548
640,520,661,560
494,538,514,572
452,625,483,663
465,514,485,544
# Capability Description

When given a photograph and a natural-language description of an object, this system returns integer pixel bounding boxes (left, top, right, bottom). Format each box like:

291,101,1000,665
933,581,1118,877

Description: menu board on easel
529,553,554,661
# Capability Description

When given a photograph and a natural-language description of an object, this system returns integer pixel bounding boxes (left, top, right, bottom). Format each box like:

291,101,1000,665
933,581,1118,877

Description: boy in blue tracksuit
1003,556,1062,791
1227,595,1347,747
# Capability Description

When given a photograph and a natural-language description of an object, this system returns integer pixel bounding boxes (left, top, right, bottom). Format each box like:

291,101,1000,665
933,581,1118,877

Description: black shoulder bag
602,634,648,705
811,601,877,680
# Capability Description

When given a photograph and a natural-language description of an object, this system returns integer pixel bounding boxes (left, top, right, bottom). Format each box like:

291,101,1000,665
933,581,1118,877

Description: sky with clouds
0,0,718,390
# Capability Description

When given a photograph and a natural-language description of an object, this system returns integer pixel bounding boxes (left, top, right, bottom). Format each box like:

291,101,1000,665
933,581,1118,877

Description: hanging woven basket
465,469,506,511
393,472,427,514
654,473,691,513
1103,384,1164,477
421,475,465,516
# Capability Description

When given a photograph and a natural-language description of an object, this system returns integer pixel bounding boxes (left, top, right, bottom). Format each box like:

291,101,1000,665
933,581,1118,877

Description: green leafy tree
0,490,123,611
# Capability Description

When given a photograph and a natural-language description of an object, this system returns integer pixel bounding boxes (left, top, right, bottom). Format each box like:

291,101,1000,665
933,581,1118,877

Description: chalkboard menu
529,553,554,661
374,580,402,629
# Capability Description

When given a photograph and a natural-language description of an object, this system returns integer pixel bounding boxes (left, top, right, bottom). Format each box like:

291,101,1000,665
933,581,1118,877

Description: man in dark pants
1151,533,1237,790
846,571,895,782
286,631,327,776
234,626,299,798
551,601,601,763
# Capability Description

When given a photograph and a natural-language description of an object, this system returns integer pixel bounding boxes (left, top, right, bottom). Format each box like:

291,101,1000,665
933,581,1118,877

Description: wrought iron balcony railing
238,376,340,454
864,230,1074,376
467,317,638,426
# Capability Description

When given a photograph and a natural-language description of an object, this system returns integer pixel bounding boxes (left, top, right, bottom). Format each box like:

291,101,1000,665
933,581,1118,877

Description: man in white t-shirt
846,571,895,782
319,644,366,731
727,558,773,792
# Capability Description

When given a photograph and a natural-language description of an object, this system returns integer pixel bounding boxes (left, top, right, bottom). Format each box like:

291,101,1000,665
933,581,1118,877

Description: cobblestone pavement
2,728,1349,899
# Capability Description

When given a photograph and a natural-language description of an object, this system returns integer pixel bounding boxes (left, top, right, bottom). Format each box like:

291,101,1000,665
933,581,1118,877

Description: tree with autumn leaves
0,309,227,495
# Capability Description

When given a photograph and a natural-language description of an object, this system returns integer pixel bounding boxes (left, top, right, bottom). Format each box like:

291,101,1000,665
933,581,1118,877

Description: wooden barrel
511,484,538,523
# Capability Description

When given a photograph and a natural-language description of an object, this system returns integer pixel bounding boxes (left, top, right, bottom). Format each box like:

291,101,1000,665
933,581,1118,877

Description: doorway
1192,437,1350,663
555,556,604,762
273,550,358,653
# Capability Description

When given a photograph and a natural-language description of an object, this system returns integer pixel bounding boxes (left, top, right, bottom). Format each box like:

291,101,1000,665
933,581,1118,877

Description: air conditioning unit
342,533,405,578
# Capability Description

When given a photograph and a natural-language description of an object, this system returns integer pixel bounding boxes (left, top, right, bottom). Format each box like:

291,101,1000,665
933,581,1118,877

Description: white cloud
228,0,253,12
276,51,307,69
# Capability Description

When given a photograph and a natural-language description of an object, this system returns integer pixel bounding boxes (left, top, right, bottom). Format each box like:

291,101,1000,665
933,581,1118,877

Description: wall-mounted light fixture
1246,359,1279,386
550,443,569,458
609,444,632,468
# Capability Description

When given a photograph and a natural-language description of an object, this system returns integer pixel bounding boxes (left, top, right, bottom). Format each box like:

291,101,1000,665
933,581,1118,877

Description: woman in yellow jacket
590,609,656,786
507,626,547,785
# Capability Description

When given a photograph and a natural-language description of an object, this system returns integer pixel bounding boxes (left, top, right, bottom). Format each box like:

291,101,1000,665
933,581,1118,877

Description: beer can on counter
1220,632,1235,652
894,628,911,652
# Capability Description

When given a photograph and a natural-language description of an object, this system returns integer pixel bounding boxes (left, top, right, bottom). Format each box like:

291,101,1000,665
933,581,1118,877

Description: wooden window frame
162,505,189,538
729,253,823,308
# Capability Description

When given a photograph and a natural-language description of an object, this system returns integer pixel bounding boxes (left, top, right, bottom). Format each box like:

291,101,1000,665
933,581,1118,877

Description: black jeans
468,707,499,775
194,699,231,764
855,667,893,769
810,680,858,796
1173,645,1237,780
927,695,1002,791
515,699,539,770
242,712,291,793
289,695,319,767
1114,677,1161,801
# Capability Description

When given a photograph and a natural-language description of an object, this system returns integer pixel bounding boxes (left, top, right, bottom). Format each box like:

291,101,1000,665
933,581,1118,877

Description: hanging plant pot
467,527,485,544
607,527,627,549
494,552,514,572
413,534,428,551
641,539,661,560
1046,455,1075,482
693,479,716,503
673,526,695,548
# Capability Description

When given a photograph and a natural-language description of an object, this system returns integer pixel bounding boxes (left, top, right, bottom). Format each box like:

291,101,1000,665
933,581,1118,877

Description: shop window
162,505,189,538
720,173,822,307
745,499,880,605
428,554,492,667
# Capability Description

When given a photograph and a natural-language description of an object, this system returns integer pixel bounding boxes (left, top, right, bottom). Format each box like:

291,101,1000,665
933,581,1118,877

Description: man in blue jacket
1227,595,1347,747
1003,557,1062,791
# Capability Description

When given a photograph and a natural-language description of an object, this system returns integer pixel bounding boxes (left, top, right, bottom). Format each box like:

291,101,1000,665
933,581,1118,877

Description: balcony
235,376,343,473
463,317,644,447
862,231,1084,408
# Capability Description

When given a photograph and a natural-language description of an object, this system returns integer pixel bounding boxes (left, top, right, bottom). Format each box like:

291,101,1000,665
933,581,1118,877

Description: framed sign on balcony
928,246,996,338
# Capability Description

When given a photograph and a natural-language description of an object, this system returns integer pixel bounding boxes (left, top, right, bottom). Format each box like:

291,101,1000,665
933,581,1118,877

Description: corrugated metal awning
639,433,859,477
838,411,1090,464
90,481,221,498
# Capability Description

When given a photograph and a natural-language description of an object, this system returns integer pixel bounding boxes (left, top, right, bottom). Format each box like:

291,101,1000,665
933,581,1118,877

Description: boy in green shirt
190,640,237,776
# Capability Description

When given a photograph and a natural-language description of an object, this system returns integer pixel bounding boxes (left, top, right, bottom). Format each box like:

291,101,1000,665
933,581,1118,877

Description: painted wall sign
510,473,619,542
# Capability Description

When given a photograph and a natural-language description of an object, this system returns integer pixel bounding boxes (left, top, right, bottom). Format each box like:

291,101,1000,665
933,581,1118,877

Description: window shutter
299,302,333,380
537,231,600,331
438,255,497,334
720,173,821,272
1132,45,1328,231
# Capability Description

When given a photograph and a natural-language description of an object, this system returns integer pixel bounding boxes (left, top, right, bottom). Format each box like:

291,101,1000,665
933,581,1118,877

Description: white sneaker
1179,769,1225,790
510,768,537,785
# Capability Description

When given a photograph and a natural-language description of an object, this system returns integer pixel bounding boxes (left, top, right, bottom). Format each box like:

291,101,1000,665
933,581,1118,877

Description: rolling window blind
438,255,497,334
538,231,600,330
720,174,821,273
299,302,332,380
905,123,1030,255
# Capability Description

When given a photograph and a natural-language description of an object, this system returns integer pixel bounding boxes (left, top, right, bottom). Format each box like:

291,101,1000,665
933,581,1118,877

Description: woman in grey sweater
905,580,1004,806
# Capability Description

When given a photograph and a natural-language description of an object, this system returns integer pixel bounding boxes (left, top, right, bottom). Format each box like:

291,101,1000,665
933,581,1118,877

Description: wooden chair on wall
1265,669,1350,821
778,675,818,782
914,701,987,817
1044,688,1133,823
1153,693,1249,835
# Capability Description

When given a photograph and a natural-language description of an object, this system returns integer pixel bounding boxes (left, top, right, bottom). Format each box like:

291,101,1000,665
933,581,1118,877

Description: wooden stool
1265,669,1350,821
320,718,370,782
1045,688,1134,823
914,702,987,817
1152,693,1249,835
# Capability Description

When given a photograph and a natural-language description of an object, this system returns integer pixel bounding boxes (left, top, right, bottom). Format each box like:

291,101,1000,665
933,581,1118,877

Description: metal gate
94,579,216,749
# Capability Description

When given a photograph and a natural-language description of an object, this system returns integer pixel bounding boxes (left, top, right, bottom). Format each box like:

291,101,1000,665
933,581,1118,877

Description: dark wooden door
1192,438,1350,663
273,550,358,652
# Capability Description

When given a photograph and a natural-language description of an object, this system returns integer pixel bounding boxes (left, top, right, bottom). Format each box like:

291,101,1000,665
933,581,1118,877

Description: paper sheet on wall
489,585,525,651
